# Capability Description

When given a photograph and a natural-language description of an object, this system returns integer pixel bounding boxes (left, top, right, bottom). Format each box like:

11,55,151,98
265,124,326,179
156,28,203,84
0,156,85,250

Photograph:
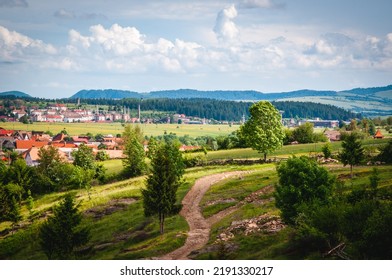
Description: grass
0,164,260,259
1,135,392,259
196,138,389,161
0,122,239,137
195,163,392,260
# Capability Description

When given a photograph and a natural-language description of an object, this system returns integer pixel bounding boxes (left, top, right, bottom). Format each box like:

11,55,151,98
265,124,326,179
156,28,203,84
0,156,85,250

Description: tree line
73,98,361,121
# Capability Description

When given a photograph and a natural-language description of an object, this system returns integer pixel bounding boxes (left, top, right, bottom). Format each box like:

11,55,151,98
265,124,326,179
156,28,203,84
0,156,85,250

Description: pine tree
39,194,89,259
142,141,184,234
339,132,364,178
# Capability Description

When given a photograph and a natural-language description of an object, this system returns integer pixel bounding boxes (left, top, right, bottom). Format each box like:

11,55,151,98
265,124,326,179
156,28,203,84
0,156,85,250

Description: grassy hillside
1,138,391,259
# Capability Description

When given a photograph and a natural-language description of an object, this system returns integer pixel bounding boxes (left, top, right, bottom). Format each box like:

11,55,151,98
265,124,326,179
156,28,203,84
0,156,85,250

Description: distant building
324,130,341,142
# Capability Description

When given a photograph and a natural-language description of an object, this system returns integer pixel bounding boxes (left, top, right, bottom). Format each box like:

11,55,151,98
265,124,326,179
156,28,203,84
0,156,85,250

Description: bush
274,156,335,225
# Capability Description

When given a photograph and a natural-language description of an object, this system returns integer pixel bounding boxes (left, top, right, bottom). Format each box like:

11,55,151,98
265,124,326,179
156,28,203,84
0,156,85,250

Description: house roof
374,129,384,138
51,142,77,148
52,133,66,142
15,140,49,149
0,129,14,136
23,146,68,162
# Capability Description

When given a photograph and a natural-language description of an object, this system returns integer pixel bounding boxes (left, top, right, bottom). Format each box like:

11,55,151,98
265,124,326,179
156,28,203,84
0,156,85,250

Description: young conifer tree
142,141,184,234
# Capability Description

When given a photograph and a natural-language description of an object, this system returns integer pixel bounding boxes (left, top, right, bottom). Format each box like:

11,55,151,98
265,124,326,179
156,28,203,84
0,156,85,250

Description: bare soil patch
84,198,137,220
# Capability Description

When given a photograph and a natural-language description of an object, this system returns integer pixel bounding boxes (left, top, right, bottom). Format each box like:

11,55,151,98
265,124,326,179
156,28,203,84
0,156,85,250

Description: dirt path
159,171,250,260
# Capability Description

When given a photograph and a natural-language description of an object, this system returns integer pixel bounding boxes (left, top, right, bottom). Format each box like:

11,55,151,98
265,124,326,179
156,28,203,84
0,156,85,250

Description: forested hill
71,88,337,100
0,91,31,98
76,98,361,121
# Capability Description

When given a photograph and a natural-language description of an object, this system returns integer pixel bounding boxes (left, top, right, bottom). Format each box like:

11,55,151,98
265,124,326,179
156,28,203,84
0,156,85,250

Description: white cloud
65,23,204,73
0,25,57,62
213,5,239,42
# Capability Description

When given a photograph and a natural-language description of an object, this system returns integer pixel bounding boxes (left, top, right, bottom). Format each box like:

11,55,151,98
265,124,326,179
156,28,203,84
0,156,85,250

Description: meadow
0,122,239,138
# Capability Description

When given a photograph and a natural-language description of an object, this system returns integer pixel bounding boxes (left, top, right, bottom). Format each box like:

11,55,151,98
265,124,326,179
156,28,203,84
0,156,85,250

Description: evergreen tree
122,124,146,177
321,143,332,159
339,132,365,178
0,183,24,223
142,141,184,234
39,194,89,259
239,101,284,161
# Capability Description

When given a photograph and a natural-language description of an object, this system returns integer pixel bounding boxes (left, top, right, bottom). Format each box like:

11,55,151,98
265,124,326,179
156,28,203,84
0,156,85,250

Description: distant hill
72,88,340,101
68,86,392,116
72,89,143,99
0,91,31,98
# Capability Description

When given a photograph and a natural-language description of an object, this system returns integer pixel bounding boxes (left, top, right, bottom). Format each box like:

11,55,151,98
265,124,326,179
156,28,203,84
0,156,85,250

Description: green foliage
39,194,90,259
142,141,184,234
274,156,335,225
26,190,35,220
95,150,109,161
295,199,392,259
321,143,332,159
0,183,24,223
72,143,96,170
37,146,65,175
377,138,392,163
240,101,284,160
292,122,314,143
71,166,94,199
338,132,365,177
5,159,32,193
122,124,147,178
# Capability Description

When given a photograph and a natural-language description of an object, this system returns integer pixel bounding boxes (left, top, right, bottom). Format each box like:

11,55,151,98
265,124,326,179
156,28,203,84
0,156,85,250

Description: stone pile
217,214,285,242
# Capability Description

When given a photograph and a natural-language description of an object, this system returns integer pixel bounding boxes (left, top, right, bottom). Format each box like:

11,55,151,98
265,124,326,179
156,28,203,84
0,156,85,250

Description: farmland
0,122,239,138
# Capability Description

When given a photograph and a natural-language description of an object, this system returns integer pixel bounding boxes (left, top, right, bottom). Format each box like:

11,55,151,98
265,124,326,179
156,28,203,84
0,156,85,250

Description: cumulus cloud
0,25,56,63
65,24,204,73
2,21,392,84
0,0,28,8
214,4,239,41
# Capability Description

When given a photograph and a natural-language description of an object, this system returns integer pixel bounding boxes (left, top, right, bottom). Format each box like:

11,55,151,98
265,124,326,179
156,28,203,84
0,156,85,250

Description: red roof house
374,129,384,139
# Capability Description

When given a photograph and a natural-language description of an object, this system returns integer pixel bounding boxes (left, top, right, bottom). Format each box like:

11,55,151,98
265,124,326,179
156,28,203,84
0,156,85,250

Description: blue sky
0,0,391,98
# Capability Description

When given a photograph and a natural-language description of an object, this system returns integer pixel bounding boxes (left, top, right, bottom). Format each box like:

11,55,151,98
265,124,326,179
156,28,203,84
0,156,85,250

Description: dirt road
160,171,250,260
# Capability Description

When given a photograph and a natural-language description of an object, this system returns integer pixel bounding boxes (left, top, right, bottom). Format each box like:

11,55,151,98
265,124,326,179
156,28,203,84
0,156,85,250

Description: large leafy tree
39,194,89,259
37,145,64,174
142,141,184,234
72,143,96,170
338,132,364,178
239,101,284,161
122,124,146,178
274,156,335,225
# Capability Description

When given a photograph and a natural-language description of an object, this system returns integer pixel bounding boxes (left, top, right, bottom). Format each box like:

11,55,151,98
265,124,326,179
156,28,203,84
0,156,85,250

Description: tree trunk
264,153,267,162
350,164,353,178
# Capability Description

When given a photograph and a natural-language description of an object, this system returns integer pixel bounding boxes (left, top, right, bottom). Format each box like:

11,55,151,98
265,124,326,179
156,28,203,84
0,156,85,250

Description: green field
1,133,391,259
0,122,239,137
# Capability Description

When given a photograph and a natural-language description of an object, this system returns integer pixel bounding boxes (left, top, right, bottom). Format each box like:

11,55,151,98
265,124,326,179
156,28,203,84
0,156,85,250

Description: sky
0,0,391,98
